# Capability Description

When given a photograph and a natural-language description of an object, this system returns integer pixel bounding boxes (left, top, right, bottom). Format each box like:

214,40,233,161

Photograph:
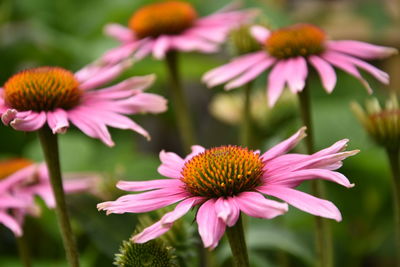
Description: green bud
229,24,261,56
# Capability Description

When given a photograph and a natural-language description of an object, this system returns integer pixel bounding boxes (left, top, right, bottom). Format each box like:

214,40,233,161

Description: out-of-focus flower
101,1,256,63
0,63,167,146
0,159,99,236
98,128,357,249
203,24,398,107
351,95,400,150
228,24,261,56
209,89,296,127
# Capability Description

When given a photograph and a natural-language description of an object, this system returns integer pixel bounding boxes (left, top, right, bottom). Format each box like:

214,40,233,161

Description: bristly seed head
181,146,264,197
0,158,33,180
265,24,326,59
129,1,197,39
4,67,82,111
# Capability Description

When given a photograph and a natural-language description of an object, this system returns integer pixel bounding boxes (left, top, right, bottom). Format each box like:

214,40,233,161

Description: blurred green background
0,0,399,266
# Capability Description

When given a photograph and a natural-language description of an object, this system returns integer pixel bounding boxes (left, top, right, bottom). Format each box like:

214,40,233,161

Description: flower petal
267,60,287,107
153,35,171,60
116,179,184,192
197,199,226,249
157,150,185,178
327,40,398,59
215,197,240,227
250,25,271,43
10,111,46,131
308,55,337,93
47,108,69,134
0,211,23,236
104,23,135,43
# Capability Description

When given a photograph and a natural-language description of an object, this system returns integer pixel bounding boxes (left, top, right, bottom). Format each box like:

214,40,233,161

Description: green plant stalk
16,234,31,267
38,126,79,267
226,215,250,267
298,87,333,267
165,51,197,153
240,82,253,148
385,147,400,266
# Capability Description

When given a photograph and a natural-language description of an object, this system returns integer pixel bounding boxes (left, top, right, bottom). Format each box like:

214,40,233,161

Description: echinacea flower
0,158,98,236
102,1,256,63
98,128,358,249
0,62,167,146
203,24,398,107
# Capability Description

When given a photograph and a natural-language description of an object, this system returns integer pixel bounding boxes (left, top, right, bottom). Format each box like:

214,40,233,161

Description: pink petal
250,25,270,43
308,55,337,93
152,35,171,60
215,197,239,227
102,43,139,65
259,185,342,221
327,40,398,59
10,111,46,131
322,51,372,93
0,165,36,192
0,195,28,208
267,60,287,107
261,127,307,162
184,145,206,161
265,169,354,188
196,199,226,249
47,108,69,134
115,93,168,114
133,40,154,60
1,109,17,125
34,185,55,208
0,211,23,236
104,23,135,43
286,57,308,93
116,179,184,192
170,34,218,53
313,139,349,156
184,26,227,43
225,57,275,90
132,221,170,243
161,197,204,225
157,150,185,179
234,191,288,219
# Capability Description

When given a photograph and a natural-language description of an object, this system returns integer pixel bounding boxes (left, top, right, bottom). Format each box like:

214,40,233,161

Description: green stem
16,234,31,267
165,51,197,153
226,215,249,267
298,87,333,267
240,83,252,148
385,148,400,266
38,126,79,267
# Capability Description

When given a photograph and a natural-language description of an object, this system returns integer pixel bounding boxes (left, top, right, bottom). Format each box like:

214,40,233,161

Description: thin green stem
16,234,31,267
226,215,249,267
165,51,197,153
385,148,400,266
38,126,79,267
298,87,333,267
240,83,253,148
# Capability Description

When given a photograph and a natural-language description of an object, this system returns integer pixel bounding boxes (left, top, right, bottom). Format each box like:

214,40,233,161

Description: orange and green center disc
0,158,33,180
129,1,197,39
265,24,326,59
4,67,82,111
181,146,264,197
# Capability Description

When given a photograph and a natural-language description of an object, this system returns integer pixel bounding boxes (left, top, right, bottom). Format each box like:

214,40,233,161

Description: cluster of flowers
0,0,397,263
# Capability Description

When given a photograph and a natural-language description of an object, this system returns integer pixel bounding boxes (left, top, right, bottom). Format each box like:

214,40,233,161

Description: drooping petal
152,35,171,60
250,25,271,43
196,199,226,249
214,197,240,227
259,186,342,221
104,23,136,43
10,111,46,131
0,211,22,236
116,179,184,192
170,34,218,53
234,191,288,219
286,57,308,93
132,221,170,243
267,60,287,107
47,108,69,134
261,127,307,162
327,40,398,59
308,55,337,93
1,109,18,125
161,197,204,225
113,93,168,114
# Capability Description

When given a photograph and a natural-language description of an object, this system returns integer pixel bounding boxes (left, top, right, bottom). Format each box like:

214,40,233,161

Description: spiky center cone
266,24,326,59
181,146,264,198
0,158,33,180
4,67,82,111
129,1,197,39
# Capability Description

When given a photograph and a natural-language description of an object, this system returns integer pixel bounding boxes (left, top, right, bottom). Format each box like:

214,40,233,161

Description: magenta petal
118,93,168,114
261,127,307,162
47,108,69,134
104,23,135,43
161,197,203,225
197,199,226,249
327,40,398,59
286,57,308,93
10,111,46,131
308,55,337,93
0,211,22,236
259,186,342,221
158,150,185,178
215,197,239,227
267,60,287,107
102,43,139,65
132,221,170,243
250,25,270,43
184,145,206,161
234,192,288,219
313,139,349,156
1,109,18,125
153,35,171,59
116,179,184,192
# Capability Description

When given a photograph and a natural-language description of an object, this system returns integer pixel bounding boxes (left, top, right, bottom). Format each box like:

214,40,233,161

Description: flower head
0,159,98,236
102,1,256,62
351,95,400,150
203,24,398,107
0,62,167,146
98,128,358,249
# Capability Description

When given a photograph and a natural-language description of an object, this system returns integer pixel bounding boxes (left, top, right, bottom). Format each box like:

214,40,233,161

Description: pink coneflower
0,159,98,236
0,63,167,146
98,128,358,249
203,24,398,107
102,1,255,63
